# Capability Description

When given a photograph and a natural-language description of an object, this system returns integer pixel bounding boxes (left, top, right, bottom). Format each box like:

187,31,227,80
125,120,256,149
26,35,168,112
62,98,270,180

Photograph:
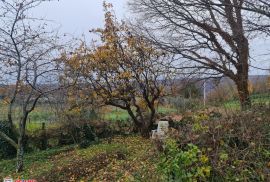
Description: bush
169,105,270,181
158,139,211,181
0,121,17,159
78,123,98,148
57,120,98,146
27,120,99,149
82,123,97,141
90,119,135,138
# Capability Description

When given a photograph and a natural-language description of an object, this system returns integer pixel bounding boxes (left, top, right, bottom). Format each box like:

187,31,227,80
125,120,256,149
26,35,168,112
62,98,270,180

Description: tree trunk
234,29,251,110
138,113,155,138
130,116,153,138
16,135,24,173
139,124,152,138
137,113,155,138
126,106,155,138
236,74,251,110
16,114,27,173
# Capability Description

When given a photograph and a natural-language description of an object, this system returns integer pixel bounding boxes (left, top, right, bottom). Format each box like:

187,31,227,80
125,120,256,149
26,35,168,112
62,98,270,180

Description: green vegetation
103,108,131,121
223,93,270,110
0,136,160,181
25,122,60,134
103,106,177,122
0,0,269,180
0,145,75,179
168,105,270,181
158,140,211,181
157,106,177,115
2,104,270,181
0,104,55,123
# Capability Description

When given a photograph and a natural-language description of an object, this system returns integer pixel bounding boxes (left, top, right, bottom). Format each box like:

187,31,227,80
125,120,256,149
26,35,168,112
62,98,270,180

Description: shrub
82,123,97,141
57,120,98,146
27,120,99,149
170,105,270,181
158,139,211,181
78,123,98,148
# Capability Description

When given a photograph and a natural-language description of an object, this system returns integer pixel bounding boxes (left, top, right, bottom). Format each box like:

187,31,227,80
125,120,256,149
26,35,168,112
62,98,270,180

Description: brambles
167,105,270,181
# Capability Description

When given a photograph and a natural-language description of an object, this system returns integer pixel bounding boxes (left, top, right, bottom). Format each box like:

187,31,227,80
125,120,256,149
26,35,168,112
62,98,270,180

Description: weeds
168,104,270,181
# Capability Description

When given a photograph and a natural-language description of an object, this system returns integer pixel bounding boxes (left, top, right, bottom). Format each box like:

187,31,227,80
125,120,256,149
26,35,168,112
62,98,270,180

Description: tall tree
0,0,66,172
244,0,270,17
129,0,270,110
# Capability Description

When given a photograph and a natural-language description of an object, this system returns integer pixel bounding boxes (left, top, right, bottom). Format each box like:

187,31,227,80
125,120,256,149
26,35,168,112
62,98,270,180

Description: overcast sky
31,0,269,75
33,0,127,38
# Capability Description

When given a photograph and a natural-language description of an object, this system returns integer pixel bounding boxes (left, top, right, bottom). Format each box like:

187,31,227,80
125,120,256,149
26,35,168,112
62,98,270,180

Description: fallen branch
0,130,18,149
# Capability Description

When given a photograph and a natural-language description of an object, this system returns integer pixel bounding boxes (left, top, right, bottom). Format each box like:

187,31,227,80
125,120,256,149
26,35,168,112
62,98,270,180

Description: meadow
222,93,270,110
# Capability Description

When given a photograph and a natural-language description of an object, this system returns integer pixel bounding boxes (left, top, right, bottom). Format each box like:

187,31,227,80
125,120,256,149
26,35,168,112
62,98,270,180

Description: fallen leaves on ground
35,136,161,182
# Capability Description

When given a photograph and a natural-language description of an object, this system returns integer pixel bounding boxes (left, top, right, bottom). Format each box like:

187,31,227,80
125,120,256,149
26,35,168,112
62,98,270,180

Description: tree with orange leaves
64,3,174,137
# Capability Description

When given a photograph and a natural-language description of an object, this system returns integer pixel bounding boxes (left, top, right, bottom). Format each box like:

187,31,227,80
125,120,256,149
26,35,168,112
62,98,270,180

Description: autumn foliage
64,3,173,137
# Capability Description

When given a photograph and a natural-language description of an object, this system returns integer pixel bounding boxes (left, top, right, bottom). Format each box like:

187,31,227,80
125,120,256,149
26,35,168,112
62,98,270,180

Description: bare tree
0,0,67,172
244,0,270,17
129,0,270,110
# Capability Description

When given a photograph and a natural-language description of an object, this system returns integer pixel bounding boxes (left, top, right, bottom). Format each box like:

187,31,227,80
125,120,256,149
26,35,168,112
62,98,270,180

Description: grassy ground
103,108,130,121
0,136,161,182
1,103,270,181
0,104,55,122
220,93,270,110
0,103,56,133
102,106,177,122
